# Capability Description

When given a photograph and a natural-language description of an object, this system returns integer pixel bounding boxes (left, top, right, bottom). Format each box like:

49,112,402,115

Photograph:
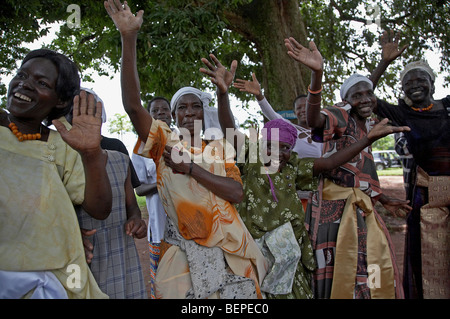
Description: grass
376,167,403,176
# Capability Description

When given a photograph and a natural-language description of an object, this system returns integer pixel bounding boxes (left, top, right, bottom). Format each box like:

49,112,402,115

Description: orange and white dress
134,119,268,299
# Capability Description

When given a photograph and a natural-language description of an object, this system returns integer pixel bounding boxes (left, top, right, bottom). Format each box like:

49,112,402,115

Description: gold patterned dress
134,119,268,299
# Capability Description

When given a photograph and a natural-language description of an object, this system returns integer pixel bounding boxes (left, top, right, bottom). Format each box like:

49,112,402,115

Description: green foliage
107,113,134,139
1,0,448,113
372,134,395,151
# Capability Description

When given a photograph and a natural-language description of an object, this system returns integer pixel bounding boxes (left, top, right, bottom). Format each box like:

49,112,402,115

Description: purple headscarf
262,118,297,149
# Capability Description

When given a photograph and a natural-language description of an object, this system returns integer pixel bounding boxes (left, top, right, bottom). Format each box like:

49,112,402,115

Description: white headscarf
170,87,223,140
80,87,107,123
340,74,373,101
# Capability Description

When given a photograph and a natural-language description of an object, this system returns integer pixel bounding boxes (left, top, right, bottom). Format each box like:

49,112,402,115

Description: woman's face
174,94,204,135
293,97,307,126
7,58,63,122
345,82,376,120
150,99,172,127
402,69,434,105
264,140,292,171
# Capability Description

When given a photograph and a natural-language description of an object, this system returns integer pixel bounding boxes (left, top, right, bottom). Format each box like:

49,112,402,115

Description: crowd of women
0,0,448,299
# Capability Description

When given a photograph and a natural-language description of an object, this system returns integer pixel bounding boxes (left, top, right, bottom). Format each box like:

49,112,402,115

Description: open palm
104,0,143,34
234,73,261,96
53,91,102,154
285,37,323,72
200,54,237,94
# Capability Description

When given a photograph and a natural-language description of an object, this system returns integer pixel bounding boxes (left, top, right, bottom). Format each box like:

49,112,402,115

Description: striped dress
77,150,147,299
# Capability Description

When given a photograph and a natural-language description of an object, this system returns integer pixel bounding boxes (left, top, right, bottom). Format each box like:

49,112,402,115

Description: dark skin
1,58,112,220
105,0,243,204
135,99,172,198
233,73,309,133
284,36,413,217
370,30,444,112
200,53,411,176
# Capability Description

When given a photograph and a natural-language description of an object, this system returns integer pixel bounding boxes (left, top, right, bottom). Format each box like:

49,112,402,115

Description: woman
69,90,148,299
105,0,268,299
199,52,411,299
284,37,411,299
0,49,111,298
132,96,172,298
233,72,323,211
370,31,450,299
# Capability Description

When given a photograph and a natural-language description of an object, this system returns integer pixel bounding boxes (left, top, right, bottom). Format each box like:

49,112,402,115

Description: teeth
14,92,31,102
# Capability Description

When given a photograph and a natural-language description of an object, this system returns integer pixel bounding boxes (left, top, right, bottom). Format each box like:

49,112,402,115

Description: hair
146,96,171,112
21,49,80,126
292,94,307,109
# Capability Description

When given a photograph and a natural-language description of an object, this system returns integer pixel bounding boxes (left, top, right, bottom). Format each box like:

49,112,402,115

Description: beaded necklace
411,103,433,112
7,115,42,141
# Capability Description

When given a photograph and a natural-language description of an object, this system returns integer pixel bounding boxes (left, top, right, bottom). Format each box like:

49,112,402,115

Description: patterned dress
77,150,147,299
236,138,318,299
307,104,400,299
134,119,268,299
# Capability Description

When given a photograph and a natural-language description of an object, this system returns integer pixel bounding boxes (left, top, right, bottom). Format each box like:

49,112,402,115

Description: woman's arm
163,145,244,203
369,30,407,89
53,91,112,220
285,38,326,129
124,167,147,238
234,72,284,121
200,54,246,153
104,0,152,143
312,118,410,176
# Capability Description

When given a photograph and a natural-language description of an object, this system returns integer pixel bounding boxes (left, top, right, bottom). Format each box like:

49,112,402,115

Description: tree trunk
224,0,311,112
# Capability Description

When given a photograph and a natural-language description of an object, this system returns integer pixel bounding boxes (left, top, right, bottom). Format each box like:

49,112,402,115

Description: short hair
146,96,170,112
21,49,80,125
292,94,307,109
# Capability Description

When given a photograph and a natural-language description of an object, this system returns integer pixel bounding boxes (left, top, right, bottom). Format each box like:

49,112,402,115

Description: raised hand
53,90,103,155
285,38,323,72
380,30,408,63
367,118,410,143
104,0,143,35
233,73,262,97
200,54,237,94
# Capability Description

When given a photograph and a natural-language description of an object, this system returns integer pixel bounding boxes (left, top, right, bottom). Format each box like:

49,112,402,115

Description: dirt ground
134,175,408,298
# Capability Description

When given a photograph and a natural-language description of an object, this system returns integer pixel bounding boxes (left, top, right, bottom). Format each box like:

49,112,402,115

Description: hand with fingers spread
200,54,237,94
285,38,323,72
367,118,410,143
380,30,408,64
53,90,103,155
104,0,144,35
233,72,263,100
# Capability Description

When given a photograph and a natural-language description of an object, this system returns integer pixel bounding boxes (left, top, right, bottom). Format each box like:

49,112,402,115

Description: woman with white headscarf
370,31,450,299
284,37,411,299
105,0,268,299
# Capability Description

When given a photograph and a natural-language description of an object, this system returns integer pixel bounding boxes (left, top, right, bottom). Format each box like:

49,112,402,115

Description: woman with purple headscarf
200,53,410,299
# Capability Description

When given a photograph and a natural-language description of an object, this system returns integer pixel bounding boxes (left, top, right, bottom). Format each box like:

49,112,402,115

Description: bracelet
308,85,323,95
189,161,193,174
306,99,322,107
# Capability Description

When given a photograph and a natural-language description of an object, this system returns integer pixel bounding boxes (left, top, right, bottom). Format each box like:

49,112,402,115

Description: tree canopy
1,0,449,112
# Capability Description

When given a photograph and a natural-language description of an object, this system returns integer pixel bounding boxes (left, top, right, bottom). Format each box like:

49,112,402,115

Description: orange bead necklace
7,116,42,141
410,103,433,112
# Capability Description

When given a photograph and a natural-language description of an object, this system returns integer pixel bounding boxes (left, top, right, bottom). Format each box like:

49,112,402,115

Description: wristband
308,85,323,95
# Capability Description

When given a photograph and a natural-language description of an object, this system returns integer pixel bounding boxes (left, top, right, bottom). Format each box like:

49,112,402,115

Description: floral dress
236,137,318,299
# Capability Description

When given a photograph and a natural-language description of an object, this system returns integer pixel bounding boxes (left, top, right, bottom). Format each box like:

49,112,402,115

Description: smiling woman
0,48,112,299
